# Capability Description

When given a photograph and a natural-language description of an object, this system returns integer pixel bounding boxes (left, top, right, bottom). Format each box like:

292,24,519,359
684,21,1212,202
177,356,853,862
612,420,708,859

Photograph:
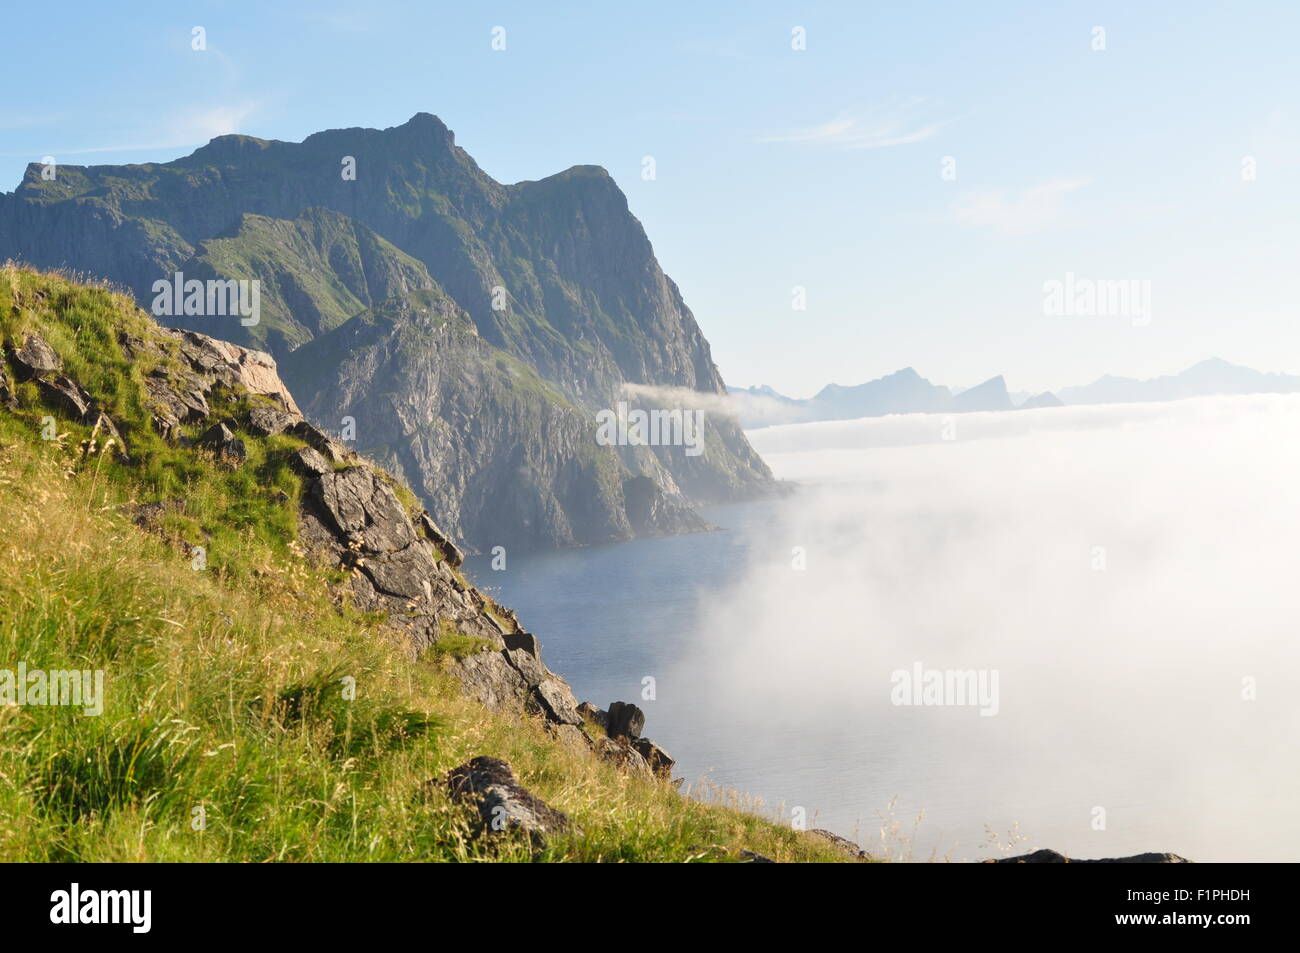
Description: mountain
1059,358,1300,405
727,383,815,427
0,113,772,552
951,375,1014,413
0,264,865,862
729,369,1015,427
812,367,954,419
731,356,1300,429
1018,391,1065,409
280,289,707,550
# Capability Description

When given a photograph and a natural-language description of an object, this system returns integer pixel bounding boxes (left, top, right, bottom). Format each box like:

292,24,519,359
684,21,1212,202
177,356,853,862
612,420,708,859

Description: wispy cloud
950,177,1091,234
0,102,262,162
169,102,260,142
758,98,949,150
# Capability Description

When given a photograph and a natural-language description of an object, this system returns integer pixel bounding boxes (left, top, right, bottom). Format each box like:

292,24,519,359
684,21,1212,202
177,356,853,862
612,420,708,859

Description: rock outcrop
582,701,675,779
443,756,570,840
7,331,127,456
808,829,873,861
990,849,1191,863
4,311,597,737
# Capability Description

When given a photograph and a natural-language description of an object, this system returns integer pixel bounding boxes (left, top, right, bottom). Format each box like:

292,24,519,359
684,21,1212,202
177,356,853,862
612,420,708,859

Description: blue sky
3,1,1298,396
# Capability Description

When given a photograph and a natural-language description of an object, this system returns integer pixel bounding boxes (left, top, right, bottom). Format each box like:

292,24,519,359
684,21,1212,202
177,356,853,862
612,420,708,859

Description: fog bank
671,396,1300,860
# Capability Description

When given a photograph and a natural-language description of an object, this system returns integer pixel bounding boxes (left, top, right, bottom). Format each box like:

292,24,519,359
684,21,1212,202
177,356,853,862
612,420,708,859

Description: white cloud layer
759,98,948,150
669,395,1300,860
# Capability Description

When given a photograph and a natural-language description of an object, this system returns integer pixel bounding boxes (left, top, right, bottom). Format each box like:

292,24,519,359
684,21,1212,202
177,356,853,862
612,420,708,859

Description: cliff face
280,290,708,551
0,113,773,551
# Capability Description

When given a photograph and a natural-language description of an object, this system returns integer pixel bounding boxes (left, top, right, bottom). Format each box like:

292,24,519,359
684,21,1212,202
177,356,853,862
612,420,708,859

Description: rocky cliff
0,266,673,779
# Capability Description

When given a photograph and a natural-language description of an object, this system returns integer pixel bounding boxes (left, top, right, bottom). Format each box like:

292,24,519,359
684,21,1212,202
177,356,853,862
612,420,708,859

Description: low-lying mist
670,395,1300,861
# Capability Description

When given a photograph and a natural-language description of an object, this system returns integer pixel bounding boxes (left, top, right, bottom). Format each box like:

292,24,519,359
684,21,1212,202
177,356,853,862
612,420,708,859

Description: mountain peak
952,375,1012,412
1183,357,1237,373
399,112,453,138
405,111,447,127
185,134,273,164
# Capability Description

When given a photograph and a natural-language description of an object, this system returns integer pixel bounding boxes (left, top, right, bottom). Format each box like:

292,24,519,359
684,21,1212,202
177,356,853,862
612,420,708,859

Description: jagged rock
197,421,247,463
246,403,294,436
30,367,125,457
36,375,93,419
499,626,536,655
131,328,301,442
504,647,546,687
594,737,653,780
546,722,593,754
808,829,872,861
143,375,210,438
287,420,351,466
128,498,187,532
418,511,464,567
740,849,776,863
9,332,61,379
631,737,675,777
577,702,609,733
289,446,332,477
169,330,301,416
534,677,583,726
989,849,1191,864
444,756,569,839
311,467,415,553
451,651,532,711
622,475,713,537
607,701,646,740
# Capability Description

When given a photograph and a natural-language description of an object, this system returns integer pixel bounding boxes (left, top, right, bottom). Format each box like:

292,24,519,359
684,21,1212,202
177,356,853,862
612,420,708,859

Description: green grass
430,622,496,661
0,265,861,862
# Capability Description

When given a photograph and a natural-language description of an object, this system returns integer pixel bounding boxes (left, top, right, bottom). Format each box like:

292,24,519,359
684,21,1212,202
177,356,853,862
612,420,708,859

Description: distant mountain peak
1059,357,1300,405
952,375,1012,412
1019,391,1065,410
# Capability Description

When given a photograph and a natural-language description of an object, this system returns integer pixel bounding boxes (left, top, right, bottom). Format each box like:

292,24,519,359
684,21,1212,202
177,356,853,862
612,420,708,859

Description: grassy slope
0,265,850,862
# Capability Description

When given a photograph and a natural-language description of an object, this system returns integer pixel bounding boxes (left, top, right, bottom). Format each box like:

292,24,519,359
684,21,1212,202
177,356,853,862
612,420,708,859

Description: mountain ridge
731,357,1298,428
0,113,774,552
